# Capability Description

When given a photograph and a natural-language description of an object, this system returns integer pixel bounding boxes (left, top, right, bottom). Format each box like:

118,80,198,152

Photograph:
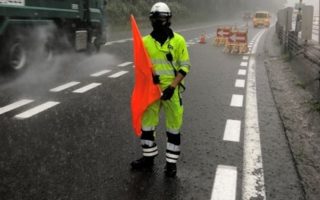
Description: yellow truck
253,11,271,28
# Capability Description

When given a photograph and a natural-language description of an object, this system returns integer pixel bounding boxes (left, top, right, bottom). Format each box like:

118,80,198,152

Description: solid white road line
235,79,246,88
15,101,60,119
73,83,101,93
50,81,80,92
223,120,241,142
230,94,244,107
0,99,34,115
90,70,111,77
108,71,128,78
240,62,248,67
118,62,133,67
242,30,266,200
238,69,247,76
243,56,249,60
211,165,238,200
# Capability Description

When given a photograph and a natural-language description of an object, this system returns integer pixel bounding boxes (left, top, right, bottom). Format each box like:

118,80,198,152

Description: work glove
153,75,160,84
161,86,175,100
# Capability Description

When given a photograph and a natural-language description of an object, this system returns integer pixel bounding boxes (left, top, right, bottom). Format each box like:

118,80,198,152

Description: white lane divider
242,56,249,60
109,71,128,78
0,99,34,115
211,165,238,200
242,30,266,200
240,62,248,67
238,69,247,76
50,81,80,92
15,101,60,119
223,119,241,142
230,94,244,107
73,83,101,93
235,79,246,88
90,70,111,77
118,62,133,67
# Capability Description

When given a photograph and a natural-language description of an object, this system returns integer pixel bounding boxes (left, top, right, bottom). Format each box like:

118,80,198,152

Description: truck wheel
7,40,27,71
87,36,101,54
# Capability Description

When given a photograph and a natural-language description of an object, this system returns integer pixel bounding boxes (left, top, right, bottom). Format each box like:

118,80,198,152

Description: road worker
131,2,191,177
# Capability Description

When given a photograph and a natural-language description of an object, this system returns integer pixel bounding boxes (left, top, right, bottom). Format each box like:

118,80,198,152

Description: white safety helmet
149,2,172,23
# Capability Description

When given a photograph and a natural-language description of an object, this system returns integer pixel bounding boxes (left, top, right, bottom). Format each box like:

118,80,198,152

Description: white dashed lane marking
230,94,244,107
242,56,249,60
90,70,111,77
15,101,60,119
73,83,101,93
118,62,133,67
240,62,248,67
235,79,246,88
0,99,34,115
50,81,80,92
109,71,129,78
238,69,247,76
223,119,242,142
211,165,238,200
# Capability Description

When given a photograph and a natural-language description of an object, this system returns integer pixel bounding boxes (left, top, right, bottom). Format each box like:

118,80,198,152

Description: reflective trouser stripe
142,126,155,131
167,128,180,134
142,144,158,157
143,146,158,153
167,143,180,152
143,150,158,157
166,158,178,163
166,142,180,163
166,153,179,159
141,139,154,147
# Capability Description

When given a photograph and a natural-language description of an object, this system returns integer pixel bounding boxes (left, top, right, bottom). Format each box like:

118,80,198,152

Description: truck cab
0,0,107,72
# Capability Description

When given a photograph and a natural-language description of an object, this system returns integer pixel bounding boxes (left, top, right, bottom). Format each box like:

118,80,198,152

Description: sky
285,0,319,15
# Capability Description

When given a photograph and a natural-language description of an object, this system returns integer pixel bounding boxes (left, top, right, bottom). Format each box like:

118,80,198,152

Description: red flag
130,15,161,136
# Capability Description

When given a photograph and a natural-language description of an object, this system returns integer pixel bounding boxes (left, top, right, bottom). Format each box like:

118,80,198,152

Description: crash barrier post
199,33,206,44
223,27,248,54
214,26,232,46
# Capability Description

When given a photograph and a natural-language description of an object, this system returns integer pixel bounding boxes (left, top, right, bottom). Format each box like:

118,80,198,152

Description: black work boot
131,156,154,170
164,162,177,177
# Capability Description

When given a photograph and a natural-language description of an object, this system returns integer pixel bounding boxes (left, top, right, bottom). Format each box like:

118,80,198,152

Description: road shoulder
264,27,320,200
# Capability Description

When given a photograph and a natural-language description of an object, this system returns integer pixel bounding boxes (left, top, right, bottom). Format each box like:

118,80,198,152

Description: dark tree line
106,0,285,24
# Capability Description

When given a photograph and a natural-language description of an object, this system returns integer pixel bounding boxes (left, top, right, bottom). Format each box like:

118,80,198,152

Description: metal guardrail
276,17,320,67
276,15,320,88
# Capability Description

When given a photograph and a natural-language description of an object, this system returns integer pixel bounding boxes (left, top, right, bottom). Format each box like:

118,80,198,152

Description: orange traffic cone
199,34,206,44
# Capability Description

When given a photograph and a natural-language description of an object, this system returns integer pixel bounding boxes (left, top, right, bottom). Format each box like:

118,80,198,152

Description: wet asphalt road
0,20,305,200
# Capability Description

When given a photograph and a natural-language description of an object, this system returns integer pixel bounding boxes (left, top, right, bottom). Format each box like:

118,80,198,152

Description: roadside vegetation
106,0,284,25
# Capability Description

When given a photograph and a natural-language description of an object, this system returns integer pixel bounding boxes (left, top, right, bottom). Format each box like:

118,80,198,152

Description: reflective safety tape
143,146,158,153
166,158,177,163
167,128,180,134
142,126,155,131
154,70,175,76
179,61,191,68
143,151,158,157
167,143,180,152
141,140,154,147
166,153,179,159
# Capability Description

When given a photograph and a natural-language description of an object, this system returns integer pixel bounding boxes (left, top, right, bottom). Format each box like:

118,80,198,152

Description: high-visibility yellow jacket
143,32,191,90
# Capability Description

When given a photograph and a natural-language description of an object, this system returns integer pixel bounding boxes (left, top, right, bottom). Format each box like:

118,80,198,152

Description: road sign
295,2,305,10
277,7,293,31
301,5,314,40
